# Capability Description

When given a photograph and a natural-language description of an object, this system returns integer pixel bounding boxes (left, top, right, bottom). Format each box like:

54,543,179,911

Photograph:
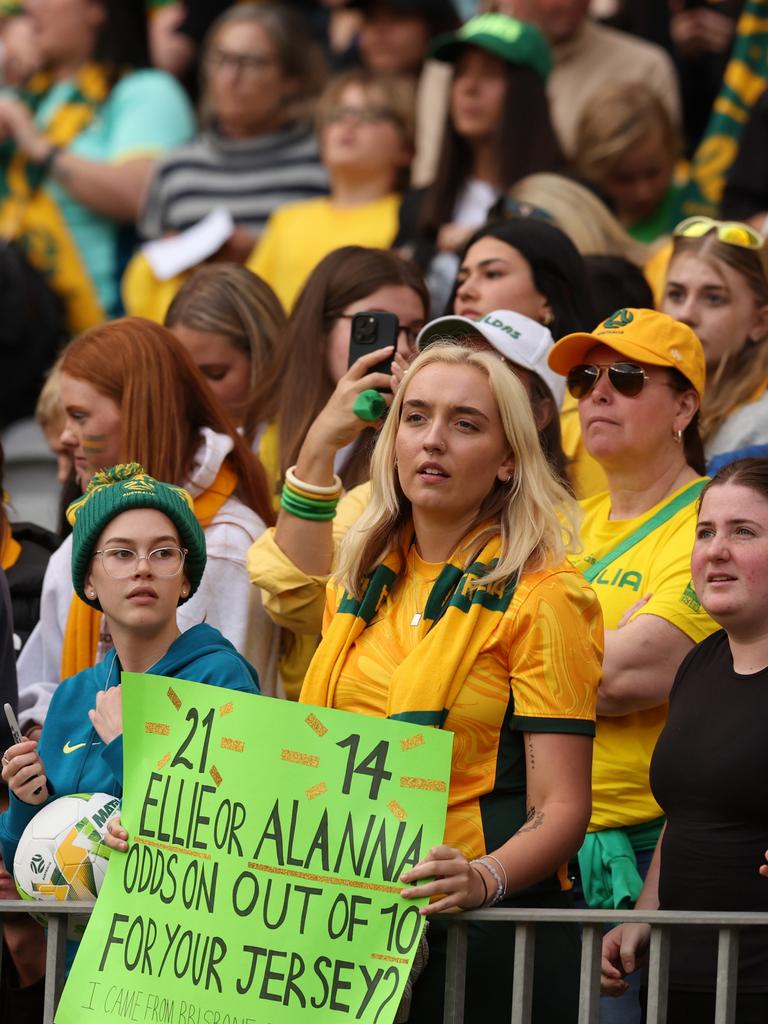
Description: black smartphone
347,311,398,379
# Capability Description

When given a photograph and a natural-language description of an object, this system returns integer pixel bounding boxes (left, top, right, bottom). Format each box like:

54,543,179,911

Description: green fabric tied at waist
578,817,664,909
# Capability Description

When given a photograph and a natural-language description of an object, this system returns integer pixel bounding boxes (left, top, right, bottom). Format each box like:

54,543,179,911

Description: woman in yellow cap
546,307,720,1022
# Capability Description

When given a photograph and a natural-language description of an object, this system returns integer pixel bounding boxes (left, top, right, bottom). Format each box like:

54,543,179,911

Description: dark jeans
409,892,581,1024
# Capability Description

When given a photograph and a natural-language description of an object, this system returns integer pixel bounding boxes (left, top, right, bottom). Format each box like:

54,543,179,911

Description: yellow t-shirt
571,480,718,831
325,551,603,883
246,195,401,311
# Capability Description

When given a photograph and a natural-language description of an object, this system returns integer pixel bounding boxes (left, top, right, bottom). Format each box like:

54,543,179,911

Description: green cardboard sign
55,674,452,1024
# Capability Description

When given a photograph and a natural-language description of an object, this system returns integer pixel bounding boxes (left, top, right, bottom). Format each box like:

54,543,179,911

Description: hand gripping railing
1,902,767,1024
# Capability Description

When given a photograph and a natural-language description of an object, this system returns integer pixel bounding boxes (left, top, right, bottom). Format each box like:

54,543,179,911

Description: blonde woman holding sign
300,343,603,1023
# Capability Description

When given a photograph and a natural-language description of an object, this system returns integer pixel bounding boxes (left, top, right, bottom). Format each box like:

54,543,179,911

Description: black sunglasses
567,362,657,399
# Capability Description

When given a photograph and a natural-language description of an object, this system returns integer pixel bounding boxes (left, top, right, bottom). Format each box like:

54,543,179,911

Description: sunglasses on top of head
673,216,763,250
566,361,670,400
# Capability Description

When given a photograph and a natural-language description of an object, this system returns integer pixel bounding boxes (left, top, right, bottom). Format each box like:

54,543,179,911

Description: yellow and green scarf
300,523,517,725
0,63,110,332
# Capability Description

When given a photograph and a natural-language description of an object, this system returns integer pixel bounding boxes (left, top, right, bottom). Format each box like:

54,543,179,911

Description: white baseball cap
416,309,565,407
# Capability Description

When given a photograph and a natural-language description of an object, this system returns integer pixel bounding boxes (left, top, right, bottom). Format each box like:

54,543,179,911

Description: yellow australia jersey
325,551,603,892
572,480,718,831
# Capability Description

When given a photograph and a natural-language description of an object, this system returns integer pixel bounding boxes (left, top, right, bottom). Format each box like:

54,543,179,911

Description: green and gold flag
681,0,768,216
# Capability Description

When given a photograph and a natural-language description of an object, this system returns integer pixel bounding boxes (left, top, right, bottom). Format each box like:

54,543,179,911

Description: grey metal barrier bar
510,923,535,1024
578,923,602,1024
645,923,669,1024
1,899,93,1024
715,927,739,1024
439,907,768,1024
2,902,768,1023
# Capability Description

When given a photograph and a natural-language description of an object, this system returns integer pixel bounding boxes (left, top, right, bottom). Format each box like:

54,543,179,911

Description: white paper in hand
142,208,236,280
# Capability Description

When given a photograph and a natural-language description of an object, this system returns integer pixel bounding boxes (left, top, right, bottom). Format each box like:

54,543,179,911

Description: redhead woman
300,343,603,1023
17,317,280,734
602,458,768,1024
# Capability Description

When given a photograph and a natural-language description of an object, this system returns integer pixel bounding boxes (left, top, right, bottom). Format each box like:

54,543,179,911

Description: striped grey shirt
139,120,329,240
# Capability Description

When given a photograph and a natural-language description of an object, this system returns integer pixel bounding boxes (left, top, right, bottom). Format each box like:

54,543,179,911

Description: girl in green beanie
0,465,260,915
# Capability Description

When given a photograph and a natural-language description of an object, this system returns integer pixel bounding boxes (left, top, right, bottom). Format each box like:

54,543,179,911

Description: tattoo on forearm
518,806,545,834
527,737,535,772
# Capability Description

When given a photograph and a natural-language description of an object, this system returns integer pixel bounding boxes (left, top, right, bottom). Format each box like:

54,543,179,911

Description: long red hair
59,317,274,525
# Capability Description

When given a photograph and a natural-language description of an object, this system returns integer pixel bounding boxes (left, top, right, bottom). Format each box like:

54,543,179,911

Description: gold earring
673,428,683,444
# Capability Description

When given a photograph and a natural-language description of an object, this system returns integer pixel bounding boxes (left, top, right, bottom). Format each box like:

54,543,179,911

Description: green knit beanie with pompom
67,463,206,609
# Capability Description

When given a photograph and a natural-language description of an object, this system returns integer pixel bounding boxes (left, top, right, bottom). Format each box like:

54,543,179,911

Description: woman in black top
601,456,768,1023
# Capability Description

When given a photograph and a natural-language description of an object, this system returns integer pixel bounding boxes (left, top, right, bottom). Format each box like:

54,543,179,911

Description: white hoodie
17,428,281,727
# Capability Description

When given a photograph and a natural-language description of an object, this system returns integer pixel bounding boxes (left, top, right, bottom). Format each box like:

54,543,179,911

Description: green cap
430,13,552,82
67,463,207,610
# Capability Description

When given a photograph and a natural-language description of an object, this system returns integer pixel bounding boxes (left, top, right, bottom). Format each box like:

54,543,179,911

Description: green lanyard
583,479,707,584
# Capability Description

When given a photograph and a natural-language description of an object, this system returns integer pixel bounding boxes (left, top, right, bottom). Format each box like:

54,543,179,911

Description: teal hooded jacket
0,622,260,870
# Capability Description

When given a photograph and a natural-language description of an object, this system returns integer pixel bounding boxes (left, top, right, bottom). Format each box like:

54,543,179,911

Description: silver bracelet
471,857,505,906
483,853,509,896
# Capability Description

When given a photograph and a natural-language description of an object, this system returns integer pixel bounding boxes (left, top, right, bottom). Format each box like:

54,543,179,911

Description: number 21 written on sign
171,707,215,773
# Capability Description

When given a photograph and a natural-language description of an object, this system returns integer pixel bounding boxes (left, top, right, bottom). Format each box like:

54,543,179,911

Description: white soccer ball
13,792,121,926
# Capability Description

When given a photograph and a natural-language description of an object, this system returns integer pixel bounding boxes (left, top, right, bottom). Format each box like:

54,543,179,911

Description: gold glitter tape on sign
248,862,402,894
400,776,446,792
305,713,328,737
210,765,222,787
136,836,211,861
221,737,244,752
219,701,233,716
167,687,181,711
156,752,171,770
388,800,407,821
400,733,424,752
306,782,327,800
145,722,170,736
281,749,320,768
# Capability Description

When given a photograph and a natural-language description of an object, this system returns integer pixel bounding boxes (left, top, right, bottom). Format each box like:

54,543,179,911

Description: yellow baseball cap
547,308,706,398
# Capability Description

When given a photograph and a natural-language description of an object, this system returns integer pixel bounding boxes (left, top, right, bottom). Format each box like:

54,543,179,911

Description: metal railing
2,901,768,1024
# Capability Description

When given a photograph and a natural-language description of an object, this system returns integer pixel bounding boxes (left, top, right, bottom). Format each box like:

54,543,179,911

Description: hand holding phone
348,311,399,383
3,702,45,799
3,702,22,746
